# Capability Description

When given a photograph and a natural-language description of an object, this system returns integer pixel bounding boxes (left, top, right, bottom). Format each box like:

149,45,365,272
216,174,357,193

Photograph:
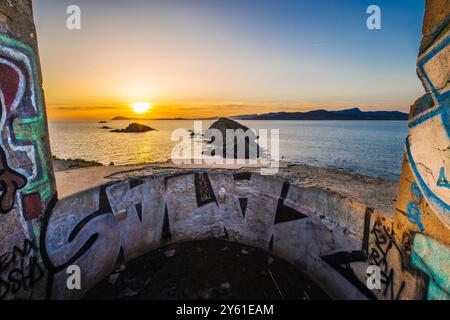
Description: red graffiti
0,62,20,113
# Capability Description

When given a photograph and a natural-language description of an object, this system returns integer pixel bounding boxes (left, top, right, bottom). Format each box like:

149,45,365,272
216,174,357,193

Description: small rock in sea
220,282,231,290
241,249,249,255
164,249,176,258
221,246,229,251
100,126,112,129
118,287,138,298
206,118,260,159
268,257,274,265
111,123,155,133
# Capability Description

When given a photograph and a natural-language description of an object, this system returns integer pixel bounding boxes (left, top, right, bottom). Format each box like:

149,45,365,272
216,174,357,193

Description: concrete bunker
44,170,386,299
0,0,448,300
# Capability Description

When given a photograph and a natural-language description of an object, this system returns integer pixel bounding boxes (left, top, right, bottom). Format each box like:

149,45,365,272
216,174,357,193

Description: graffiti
41,179,163,299
0,34,54,224
321,208,376,299
161,205,171,241
0,147,27,214
273,182,307,224
397,19,450,301
238,198,248,218
406,203,425,232
41,173,289,298
415,36,450,107
368,217,406,300
407,32,450,220
322,209,410,300
0,239,45,300
1,1,448,301
411,234,450,300
437,167,450,189
194,172,217,207
0,32,55,300
406,182,425,232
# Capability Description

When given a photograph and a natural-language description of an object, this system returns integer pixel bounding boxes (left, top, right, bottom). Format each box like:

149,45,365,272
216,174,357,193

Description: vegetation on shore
52,155,103,169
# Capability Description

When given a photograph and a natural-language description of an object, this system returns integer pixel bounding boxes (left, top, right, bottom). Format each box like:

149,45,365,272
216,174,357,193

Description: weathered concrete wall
42,171,374,299
314,0,450,300
0,0,56,299
40,167,439,300
397,0,450,300
0,0,448,300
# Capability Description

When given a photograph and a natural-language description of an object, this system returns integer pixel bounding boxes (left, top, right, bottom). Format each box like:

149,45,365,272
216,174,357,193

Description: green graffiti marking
0,35,52,203
411,234,450,300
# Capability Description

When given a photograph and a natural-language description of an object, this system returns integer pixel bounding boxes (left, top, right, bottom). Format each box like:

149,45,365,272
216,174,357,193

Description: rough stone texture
423,0,450,36
43,165,421,300
206,117,260,159
44,170,365,299
0,0,56,300
396,0,450,300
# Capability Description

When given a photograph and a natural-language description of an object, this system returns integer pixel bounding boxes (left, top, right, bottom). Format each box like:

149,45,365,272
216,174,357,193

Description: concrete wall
39,168,441,300
0,0,56,299
393,0,450,300
0,0,448,300
42,171,372,299
311,0,450,300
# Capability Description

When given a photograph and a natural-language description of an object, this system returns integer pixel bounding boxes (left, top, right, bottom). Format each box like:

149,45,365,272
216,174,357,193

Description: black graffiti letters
0,147,27,214
0,239,44,299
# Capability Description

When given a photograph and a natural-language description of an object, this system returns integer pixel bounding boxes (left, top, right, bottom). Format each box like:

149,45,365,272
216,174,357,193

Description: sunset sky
33,0,426,120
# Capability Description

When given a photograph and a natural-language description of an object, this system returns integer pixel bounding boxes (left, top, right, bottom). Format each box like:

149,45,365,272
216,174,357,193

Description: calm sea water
48,120,408,181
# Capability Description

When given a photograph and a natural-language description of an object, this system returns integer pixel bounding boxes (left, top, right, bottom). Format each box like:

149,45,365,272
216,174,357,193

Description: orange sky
46,100,413,120
34,0,424,120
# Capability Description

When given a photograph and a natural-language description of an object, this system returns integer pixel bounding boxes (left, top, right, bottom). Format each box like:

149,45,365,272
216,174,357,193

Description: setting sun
131,102,152,114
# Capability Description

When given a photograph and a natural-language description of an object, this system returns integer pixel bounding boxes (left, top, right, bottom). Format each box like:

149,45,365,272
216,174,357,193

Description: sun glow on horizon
131,102,152,114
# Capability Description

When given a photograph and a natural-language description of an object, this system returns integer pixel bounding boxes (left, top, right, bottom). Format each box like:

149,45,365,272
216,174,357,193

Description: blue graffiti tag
410,182,423,199
437,167,450,189
407,202,425,232
406,139,450,215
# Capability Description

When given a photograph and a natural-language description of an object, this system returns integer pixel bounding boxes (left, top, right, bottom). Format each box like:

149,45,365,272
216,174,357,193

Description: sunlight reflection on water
48,120,408,181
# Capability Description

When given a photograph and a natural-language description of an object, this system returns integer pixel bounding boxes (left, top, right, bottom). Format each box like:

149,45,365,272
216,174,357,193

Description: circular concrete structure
43,170,389,300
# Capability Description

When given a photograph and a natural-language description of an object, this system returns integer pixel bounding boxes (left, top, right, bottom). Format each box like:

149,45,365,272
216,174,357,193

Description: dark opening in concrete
83,240,330,300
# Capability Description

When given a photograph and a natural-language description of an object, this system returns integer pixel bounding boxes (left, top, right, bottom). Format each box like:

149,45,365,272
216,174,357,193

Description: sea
48,120,408,181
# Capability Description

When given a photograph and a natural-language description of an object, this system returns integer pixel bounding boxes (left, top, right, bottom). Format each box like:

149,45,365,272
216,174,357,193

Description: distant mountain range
231,108,408,120
111,108,408,121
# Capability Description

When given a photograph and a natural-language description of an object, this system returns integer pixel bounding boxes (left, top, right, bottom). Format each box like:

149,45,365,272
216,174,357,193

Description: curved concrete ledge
44,168,405,300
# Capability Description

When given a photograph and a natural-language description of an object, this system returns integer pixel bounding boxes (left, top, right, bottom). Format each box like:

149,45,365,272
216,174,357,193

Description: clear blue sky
33,0,426,119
